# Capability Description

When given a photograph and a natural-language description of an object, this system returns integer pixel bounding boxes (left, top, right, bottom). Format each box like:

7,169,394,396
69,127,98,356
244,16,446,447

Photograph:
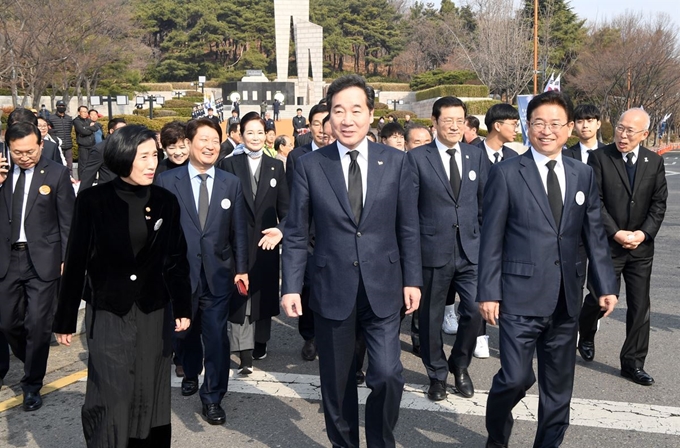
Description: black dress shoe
23,391,42,412
427,379,447,401
253,342,267,360
181,377,199,396
621,367,655,386
356,370,365,385
175,365,185,378
412,343,421,357
301,339,317,361
450,366,474,398
202,403,226,425
577,340,595,362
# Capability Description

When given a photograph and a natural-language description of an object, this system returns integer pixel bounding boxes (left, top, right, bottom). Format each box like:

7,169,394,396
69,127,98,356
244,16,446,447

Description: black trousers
0,332,9,381
579,252,653,369
314,279,404,448
486,285,577,448
420,240,481,381
77,145,94,179
298,282,315,341
0,249,58,394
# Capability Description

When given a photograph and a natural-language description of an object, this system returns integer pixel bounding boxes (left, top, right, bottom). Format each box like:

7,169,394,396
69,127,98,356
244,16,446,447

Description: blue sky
428,0,680,27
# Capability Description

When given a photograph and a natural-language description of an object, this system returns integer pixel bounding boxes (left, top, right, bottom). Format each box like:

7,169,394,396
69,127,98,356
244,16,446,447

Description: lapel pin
145,216,151,220
40,170,45,174
271,166,275,170
154,218,163,231
270,178,277,188
465,155,469,159
644,157,648,162
468,170,477,181
39,185,51,195
378,161,383,165
145,207,151,212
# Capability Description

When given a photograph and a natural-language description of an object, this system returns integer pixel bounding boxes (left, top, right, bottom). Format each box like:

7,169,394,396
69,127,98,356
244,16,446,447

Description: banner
517,94,533,147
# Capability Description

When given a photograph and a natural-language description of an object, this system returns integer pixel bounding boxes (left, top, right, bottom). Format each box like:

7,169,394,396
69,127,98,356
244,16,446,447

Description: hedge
132,109,178,117
415,85,489,101
139,83,174,92
410,70,478,91
369,83,411,92
466,100,502,115
164,99,199,108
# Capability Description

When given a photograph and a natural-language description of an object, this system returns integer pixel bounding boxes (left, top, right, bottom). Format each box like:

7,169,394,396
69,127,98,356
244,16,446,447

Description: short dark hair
274,135,289,152
405,124,431,144
573,104,601,121
232,109,238,114
432,96,467,121
88,109,98,115
309,103,329,123
296,108,303,112
366,131,377,142
465,116,480,132
484,104,520,131
107,118,126,134
6,121,41,147
104,125,157,178
186,118,222,142
380,122,405,139
208,108,214,112
160,120,187,148
239,111,266,135
526,91,574,123
78,105,88,112
228,123,240,135
8,108,38,127
326,74,375,111
322,113,331,126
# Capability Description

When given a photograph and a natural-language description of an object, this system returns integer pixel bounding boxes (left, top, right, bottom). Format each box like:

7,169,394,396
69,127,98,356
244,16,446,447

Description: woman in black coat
53,125,191,448
218,112,289,373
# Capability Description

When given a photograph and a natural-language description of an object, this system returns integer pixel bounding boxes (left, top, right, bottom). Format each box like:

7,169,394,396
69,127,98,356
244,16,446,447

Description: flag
543,73,555,92
517,95,533,147
544,73,561,92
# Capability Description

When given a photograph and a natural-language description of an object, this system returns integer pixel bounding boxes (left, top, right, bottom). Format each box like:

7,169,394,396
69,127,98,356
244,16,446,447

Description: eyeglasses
11,149,39,158
438,118,465,126
529,121,569,132
614,125,647,137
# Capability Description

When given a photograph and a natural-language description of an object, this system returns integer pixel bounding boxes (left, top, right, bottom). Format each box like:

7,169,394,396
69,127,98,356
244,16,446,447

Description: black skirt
82,303,173,448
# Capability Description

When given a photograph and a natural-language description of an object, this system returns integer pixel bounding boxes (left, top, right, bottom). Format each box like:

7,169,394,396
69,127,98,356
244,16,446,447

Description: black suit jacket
285,143,313,191
53,181,191,333
42,140,64,165
219,154,289,322
588,144,667,259
0,157,74,281
219,139,235,161
475,140,518,169
564,141,605,162
79,140,116,191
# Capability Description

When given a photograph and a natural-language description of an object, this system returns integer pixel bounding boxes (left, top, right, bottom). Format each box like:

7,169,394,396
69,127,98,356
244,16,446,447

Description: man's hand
598,294,618,318
61,263,64,275
479,301,500,326
234,273,249,290
175,318,191,332
403,286,420,315
258,227,283,251
613,230,633,247
281,293,302,317
55,333,72,346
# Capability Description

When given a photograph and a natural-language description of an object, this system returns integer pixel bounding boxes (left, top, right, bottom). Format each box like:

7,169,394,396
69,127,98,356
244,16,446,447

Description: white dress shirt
578,142,599,164
188,163,215,211
484,141,503,164
12,165,35,242
338,139,368,205
621,145,640,164
531,148,566,203
434,138,462,181
311,141,320,151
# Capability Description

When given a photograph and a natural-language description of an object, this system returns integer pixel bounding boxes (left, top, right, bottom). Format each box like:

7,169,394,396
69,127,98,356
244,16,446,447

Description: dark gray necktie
198,173,209,230
446,148,461,200
546,160,562,227
11,168,26,243
493,152,500,164
626,152,635,167
347,150,363,223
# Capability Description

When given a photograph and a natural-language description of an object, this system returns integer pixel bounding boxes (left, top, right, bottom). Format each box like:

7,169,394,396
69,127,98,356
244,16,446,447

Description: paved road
2,153,680,447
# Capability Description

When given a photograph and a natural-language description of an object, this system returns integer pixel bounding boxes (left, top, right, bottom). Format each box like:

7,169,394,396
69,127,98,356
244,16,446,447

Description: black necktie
626,152,635,167
546,160,562,227
347,150,363,223
446,148,461,200
11,168,26,243
493,152,500,164
198,173,209,230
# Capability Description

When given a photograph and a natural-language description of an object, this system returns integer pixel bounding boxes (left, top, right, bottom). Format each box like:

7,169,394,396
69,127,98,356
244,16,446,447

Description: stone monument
274,0,323,105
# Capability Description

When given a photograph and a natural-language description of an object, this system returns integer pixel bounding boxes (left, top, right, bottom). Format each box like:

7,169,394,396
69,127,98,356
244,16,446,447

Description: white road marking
163,370,680,436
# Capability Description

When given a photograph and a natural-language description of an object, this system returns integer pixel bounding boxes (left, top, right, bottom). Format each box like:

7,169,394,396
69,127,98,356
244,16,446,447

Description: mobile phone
236,279,248,296
0,142,7,162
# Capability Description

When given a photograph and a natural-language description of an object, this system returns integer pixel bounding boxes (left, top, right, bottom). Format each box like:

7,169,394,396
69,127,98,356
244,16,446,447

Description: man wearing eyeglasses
479,91,617,447
407,96,487,402
578,108,667,386
0,121,75,412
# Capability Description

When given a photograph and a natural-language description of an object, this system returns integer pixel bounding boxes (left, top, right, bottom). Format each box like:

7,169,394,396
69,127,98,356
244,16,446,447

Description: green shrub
600,121,614,143
369,83,411,92
466,100,503,115
415,85,489,101
139,83,174,92
165,99,198,108
410,70,478,91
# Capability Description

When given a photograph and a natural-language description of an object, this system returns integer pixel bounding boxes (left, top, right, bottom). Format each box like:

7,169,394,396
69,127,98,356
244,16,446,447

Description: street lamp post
135,95,165,120
90,95,130,119
387,99,404,111
198,76,206,96
174,90,186,101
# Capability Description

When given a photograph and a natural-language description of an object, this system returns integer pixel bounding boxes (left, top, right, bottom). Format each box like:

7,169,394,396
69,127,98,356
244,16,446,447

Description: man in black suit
73,105,97,178
578,108,667,386
218,122,241,160
463,115,482,146
292,108,306,137
284,103,328,360
206,108,220,127
478,104,519,167
79,118,127,191
479,91,618,447
564,104,605,164
281,75,421,448
9,110,63,166
408,97,487,401
0,122,75,410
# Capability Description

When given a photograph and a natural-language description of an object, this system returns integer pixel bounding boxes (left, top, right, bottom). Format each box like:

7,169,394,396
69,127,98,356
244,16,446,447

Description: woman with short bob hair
54,125,192,448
